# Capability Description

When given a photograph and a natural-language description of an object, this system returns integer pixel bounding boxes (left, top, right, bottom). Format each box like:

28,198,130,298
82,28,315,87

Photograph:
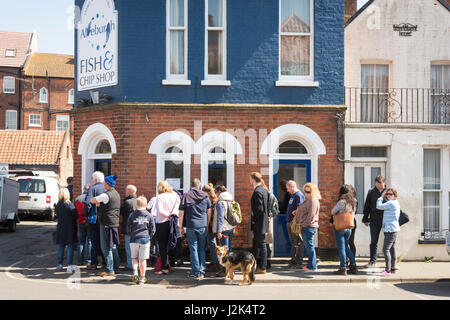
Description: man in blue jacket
84,171,106,270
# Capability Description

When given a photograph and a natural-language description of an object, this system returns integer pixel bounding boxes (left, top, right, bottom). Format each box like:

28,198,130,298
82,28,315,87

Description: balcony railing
345,88,450,124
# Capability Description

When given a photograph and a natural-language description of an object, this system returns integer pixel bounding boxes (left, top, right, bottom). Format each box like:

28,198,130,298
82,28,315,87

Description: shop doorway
272,159,311,257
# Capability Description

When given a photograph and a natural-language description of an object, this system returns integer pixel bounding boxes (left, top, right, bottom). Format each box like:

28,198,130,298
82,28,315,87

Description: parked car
17,176,59,220
0,177,20,232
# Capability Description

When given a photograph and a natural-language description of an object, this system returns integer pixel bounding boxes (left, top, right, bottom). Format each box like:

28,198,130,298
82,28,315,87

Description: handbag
399,210,409,226
333,211,355,231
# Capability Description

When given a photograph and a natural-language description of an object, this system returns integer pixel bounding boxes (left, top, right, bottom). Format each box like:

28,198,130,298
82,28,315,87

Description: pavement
5,253,450,286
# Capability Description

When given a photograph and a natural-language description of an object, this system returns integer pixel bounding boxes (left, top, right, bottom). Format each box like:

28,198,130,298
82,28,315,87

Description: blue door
94,159,111,177
273,160,311,257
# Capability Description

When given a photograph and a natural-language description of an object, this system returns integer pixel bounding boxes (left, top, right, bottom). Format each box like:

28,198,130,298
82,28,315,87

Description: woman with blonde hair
55,188,78,272
154,180,180,275
294,182,321,271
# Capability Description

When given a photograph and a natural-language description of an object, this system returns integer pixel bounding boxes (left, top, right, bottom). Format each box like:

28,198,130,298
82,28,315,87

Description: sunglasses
304,190,311,194
386,193,394,196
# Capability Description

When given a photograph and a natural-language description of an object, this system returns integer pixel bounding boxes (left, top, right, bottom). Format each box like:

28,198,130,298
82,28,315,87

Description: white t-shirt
95,193,110,204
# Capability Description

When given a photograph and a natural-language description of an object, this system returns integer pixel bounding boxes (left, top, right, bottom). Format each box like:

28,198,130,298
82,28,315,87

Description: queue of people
55,171,402,282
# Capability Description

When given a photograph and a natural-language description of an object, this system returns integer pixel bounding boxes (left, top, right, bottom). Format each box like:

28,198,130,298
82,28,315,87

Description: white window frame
68,89,75,104
163,0,190,86
276,0,318,87
5,49,16,57
3,76,15,94
5,110,17,130
29,114,41,127
56,115,70,132
39,87,48,103
422,147,450,238
201,0,230,86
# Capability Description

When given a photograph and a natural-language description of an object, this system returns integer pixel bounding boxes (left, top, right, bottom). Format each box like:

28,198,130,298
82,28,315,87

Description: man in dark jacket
250,172,270,274
91,174,121,277
362,175,386,268
84,171,106,270
120,185,137,271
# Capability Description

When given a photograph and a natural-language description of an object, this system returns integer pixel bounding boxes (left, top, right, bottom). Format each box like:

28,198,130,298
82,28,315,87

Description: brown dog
216,245,256,286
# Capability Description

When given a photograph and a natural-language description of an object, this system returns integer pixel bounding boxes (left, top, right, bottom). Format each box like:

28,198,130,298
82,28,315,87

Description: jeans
77,224,91,265
369,219,383,263
287,221,304,266
383,232,398,271
58,244,74,266
220,229,234,252
301,226,317,270
87,223,103,266
186,227,207,277
207,232,219,264
124,235,132,269
99,224,120,273
156,221,175,270
252,233,267,270
333,227,356,268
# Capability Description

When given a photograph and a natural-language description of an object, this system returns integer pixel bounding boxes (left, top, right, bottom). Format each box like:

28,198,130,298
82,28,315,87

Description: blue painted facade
75,0,344,106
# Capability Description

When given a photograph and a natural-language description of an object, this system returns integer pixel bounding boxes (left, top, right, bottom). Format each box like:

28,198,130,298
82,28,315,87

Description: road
1,220,449,300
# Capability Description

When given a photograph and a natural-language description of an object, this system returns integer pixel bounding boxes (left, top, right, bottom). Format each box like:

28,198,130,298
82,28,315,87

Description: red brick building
21,52,74,137
73,104,345,257
0,30,36,130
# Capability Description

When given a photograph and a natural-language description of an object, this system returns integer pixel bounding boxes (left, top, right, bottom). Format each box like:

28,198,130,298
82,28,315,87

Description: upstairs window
68,89,75,104
164,0,189,85
5,110,17,130
39,87,48,103
29,114,41,127
279,0,314,82
203,0,228,85
5,49,16,57
56,115,70,132
3,76,15,94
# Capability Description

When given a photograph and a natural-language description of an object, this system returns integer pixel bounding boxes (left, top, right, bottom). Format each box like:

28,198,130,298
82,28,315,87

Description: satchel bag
291,221,302,234
399,210,409,226
333,211,355,231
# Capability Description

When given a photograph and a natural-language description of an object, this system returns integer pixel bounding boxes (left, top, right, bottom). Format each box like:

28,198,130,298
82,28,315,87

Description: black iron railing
345,88,450,124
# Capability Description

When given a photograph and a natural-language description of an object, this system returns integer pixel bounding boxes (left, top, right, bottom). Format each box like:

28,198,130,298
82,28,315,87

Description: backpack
75,201,86,225
268,193,280,218
226,201,242,226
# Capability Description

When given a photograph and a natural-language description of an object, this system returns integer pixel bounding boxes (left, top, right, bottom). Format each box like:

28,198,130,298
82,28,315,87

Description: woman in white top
154,180,180,275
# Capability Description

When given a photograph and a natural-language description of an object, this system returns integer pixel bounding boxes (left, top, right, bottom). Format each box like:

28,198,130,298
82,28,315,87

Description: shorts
130,242,150,260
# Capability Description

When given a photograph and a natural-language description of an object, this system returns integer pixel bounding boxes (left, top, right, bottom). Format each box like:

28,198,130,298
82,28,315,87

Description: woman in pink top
154,180,180,275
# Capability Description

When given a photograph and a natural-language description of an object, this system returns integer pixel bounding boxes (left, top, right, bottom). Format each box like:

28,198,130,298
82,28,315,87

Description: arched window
149,131,195,194
276,140,308,154
39,87,48,103
194,131,243,197
95,139,112,154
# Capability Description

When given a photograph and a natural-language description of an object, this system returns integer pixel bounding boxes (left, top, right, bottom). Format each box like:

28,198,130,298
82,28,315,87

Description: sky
0,0,370,56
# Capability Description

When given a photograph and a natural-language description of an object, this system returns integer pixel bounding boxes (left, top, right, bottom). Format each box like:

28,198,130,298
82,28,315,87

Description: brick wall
0,67,21,129
73,104,344,250
21,76,74,137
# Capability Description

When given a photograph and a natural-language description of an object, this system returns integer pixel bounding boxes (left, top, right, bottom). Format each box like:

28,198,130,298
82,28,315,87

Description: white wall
345,0,450,88
345,125,450,261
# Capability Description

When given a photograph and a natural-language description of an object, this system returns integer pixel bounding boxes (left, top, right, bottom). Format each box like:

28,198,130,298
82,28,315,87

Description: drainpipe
46,71,51,130
17,69,22,129
335,111,348,163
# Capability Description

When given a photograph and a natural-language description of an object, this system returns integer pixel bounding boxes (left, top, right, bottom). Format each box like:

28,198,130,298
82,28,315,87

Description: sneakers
390,269,397,274
187,273,204,281
132,275,139,284
334,268,347,276
138,277,147,285
364,262,377,269
380,270,391,276
348,265,358,275
56,264,63,271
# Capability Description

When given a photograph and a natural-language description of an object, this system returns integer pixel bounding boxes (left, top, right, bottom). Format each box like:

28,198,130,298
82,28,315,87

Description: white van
17,176,60,220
